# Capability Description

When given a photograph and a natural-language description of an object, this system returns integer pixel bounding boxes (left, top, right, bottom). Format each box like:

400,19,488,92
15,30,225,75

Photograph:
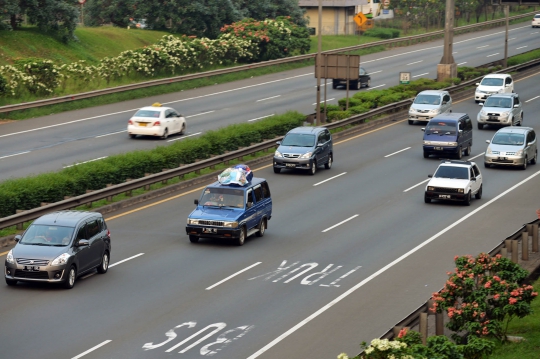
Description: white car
474,74,514,103
127,104,186,139
532,14,540,28
424,160,483,206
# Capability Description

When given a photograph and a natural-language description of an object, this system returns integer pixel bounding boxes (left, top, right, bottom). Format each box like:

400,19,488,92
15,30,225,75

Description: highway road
0,68,539,358
0,22,539,180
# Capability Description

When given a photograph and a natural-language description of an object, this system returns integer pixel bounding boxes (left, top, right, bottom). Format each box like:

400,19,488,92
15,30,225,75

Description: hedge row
0,111,306,217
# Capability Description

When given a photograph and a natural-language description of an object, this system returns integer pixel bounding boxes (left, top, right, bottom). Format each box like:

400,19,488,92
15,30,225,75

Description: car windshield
281,133,316,147
200,188,245,208
133,110,161,118
425,122,456,135
414,94,440,105
492,133,525,146
359,67,367,75
434,166,469,179
480,77,504,86
484,97,512,108
20,224,75,246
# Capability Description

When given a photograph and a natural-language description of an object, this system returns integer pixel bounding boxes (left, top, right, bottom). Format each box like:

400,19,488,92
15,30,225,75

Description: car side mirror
421,128,425,132
442,101,447,105
428,174,433,178
459,129,463,134
276,141,281,145
486,140,491,144
471,177,476,181
247,202,253,208
514,104,519,108
479,102,484,106
77,239,89,247
14,235,21,242
475,83,480,86
194,199,199,205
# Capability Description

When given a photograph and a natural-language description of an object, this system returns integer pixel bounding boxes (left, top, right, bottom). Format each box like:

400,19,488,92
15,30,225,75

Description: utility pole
504,5,509,68
437,0,457,81
316,0,322,126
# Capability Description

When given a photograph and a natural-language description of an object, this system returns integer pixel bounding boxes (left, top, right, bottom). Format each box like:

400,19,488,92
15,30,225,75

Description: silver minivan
477,93,523,130
484,127,537,170
408,90,452,125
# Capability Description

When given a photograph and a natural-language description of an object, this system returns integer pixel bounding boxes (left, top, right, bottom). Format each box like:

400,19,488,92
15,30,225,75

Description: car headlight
223,221,238,228
487,147,492,154
458,188,464,193
274,150,283,158
427,187,435,191
480,110,487,116
409,108,417,113
51,253,71,266
299,152,312,159
423,140,432,145
516,149,523,156
448,142,458,147
187,218,198,225
6,250,14,264
429,109,440,114
499,111,510,118
476,90,485,94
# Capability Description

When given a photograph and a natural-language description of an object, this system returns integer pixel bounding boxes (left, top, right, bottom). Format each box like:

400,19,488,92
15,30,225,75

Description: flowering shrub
14,58,61,95
432,253,538,342
359,338,411,359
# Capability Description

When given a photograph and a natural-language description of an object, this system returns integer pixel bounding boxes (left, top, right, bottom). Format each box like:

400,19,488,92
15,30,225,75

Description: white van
474,74,514,103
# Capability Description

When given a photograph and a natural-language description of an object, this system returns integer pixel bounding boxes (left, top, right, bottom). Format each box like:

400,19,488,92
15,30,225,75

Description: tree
0,0,20,29
85,0,138,28
231,0,307,26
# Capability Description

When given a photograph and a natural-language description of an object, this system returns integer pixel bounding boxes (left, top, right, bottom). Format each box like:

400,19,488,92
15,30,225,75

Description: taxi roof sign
151,102,162,107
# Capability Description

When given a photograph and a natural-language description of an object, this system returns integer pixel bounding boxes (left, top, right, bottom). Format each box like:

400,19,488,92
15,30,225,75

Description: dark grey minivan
5,211,111,289
273,127,333,175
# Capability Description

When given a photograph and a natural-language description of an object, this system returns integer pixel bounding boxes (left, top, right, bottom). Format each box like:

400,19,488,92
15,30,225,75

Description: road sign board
400,72,411,84
354,12,368,27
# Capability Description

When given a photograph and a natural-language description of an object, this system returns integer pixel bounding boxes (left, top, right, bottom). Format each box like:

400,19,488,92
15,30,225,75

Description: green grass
489,277,540,359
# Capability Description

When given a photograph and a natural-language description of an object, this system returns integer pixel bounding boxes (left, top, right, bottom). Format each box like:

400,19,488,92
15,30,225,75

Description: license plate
498,157,507,160
285,163,296,168
202,228,217,234
418,117,428,120
439,194,451,199
24,266,40,271
434,147,443,150
488,117,498,121
139,123,148,127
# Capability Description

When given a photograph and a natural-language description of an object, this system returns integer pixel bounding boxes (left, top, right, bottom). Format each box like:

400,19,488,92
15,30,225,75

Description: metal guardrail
0,57,539,230
0,12,535,114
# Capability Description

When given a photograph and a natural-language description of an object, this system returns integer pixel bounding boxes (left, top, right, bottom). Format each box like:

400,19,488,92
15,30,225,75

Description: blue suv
186,178,272,246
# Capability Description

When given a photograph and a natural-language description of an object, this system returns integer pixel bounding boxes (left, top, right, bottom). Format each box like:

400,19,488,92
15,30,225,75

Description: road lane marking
322,215,359,233
71,340,112,359
0,250,8,256
525,96,540,103
63,156,108,168
312,98,335,105
167,132,202,142
257,95,281,102
109,253,144,268
384,147,410,158
247,167,540,359
369,70,382,74
477,45,489,49
313,172,347,186
206,262,262,290
367,84,385,90
457,62,467,66
486,53,499,57
95,130,127,138
413,73,429,78
0,151,30,160
248,114,275,122
407,60,423,65
186,111,214,118
516,46,528,50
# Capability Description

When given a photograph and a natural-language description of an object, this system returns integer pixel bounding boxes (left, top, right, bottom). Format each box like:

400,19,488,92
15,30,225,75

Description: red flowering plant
220,16,310,62
431,253,538,342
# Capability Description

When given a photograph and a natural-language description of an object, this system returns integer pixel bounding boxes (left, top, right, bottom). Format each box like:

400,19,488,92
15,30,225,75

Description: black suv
5,211,111,289
273,127,333,175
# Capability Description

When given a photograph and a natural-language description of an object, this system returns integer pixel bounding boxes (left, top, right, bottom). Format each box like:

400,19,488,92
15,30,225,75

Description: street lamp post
316,0,322,126
437,0,457,81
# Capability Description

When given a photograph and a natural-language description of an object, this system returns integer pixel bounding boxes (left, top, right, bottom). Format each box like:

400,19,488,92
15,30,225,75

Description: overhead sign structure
314,54,360,79
399,72,411,85
354,12,368,27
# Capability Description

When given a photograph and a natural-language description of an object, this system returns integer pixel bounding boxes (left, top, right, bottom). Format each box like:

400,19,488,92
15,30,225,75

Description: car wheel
5,278,17,286
161,128,169,139
63,265,77,289
180,123,186,135
484,162,490,168
356,81,361,90
237,227,246,246
520,113,524,126
477,123,483,130
464,144,471,156
408,120,414,125
475,185,482,199
456,147,463,160
325,154,333,169
129,134,137,139
189,235,199,243
273,167,281,174
332,81,337,89
366,79,371,87
256,218,266,237
97,251,109,274
310,160,317,175
424,195,431,204
423,151,429,159
531,151,537,165
522,156,528,170
464,191,471,206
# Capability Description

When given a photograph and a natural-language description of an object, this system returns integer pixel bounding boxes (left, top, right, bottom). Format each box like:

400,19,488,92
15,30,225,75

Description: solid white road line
313,172,347,187
0,151,30,160
312,98,335,105
413,73,429,78
167,132,202,142
525,96,540,103
486,53,499,57
369,70,382,74
71,340,112,359
186,110,214,118
384,147,411,158
516,46,528,50
248,114,275,122
63,156,108,168
367,84,385,90
407,60,423,65
257,95,281,102
457,62,467,66
206,262,262,290
247,167,540,359
95,130,127,138
109,253,144,268
322,215,359,233
477,45,489,49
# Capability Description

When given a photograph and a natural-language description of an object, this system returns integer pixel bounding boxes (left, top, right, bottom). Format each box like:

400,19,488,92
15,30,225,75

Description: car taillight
128,120,133,125
153,121,161,126
107,229,111,238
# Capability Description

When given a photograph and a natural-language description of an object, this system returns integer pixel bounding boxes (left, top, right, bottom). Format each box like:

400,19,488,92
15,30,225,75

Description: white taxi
127,103,186,139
